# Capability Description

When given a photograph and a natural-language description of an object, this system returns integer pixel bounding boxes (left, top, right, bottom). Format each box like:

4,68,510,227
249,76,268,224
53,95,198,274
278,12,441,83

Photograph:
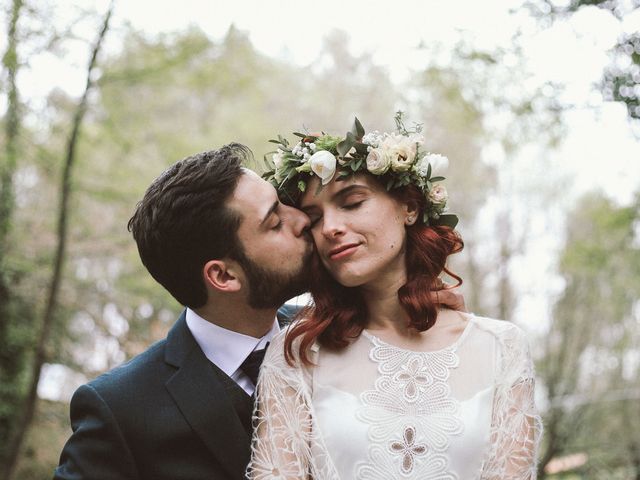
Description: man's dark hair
128,143,250,308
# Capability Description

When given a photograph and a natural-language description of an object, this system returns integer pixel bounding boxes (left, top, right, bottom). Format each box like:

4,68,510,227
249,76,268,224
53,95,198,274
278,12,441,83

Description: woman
248,114,542,479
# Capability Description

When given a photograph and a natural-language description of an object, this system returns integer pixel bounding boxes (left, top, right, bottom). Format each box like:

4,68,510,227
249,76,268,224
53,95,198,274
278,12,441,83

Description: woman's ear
203,259,243,293
403,201,420,226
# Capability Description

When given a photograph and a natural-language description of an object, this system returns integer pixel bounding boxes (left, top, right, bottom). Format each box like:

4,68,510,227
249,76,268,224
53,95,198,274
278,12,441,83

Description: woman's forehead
300,175,375,207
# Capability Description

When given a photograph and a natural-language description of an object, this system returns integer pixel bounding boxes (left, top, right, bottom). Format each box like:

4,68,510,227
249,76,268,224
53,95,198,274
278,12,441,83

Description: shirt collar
185,308,280,378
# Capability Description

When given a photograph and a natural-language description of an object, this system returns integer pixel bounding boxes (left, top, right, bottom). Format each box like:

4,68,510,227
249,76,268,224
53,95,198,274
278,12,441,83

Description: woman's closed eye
342,200,364,210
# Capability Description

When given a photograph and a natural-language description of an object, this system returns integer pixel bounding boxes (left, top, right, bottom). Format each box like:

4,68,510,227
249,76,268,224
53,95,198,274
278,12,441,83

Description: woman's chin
330,269,370,288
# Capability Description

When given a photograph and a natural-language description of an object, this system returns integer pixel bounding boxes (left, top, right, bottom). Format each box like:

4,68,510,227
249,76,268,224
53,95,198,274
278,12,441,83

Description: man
54,144,465,479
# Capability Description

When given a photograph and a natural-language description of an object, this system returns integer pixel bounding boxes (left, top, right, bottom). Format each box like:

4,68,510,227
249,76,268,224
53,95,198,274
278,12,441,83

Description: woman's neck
360,269,413,335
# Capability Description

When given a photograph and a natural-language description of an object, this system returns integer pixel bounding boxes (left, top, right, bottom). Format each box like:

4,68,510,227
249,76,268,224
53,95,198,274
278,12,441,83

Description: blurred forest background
0,0,639,478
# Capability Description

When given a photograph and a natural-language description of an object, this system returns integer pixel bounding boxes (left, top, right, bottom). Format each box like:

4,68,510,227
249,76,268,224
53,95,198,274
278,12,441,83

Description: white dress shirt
185,308,280,395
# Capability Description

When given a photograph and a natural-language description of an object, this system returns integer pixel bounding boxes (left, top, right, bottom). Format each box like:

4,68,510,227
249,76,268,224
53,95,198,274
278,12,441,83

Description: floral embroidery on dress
394,357,432,402
389,426,428,474
355,333,464,479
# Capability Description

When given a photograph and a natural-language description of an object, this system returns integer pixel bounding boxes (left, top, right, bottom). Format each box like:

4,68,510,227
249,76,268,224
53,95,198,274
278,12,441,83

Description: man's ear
203,259,243,293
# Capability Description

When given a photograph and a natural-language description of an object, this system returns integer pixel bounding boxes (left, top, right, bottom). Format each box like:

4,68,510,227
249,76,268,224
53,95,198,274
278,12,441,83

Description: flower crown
264,112,458,228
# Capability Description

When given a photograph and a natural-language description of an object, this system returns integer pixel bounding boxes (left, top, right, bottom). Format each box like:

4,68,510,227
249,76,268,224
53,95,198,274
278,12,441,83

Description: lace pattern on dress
478,321,543,480
247,334,341,480
247,319,543,480
355,332,464,479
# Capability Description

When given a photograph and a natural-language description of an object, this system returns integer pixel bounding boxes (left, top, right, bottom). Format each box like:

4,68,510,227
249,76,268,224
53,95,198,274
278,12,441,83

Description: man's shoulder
86,337,170,397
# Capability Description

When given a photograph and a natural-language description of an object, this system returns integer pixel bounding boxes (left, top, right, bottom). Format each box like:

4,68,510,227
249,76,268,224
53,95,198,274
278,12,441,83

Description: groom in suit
54,144,465,479
54,144,313,479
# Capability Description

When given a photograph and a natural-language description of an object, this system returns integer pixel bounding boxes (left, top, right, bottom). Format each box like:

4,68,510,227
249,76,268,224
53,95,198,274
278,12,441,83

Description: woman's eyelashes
342,200,364,210
307,200,365,229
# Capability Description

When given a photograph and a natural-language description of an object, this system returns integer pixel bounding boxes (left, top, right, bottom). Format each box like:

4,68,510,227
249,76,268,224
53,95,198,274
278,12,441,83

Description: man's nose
288,206,310,236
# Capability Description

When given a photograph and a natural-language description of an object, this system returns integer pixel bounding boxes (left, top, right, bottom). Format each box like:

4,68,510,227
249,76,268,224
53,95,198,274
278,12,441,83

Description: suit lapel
164,312,251,480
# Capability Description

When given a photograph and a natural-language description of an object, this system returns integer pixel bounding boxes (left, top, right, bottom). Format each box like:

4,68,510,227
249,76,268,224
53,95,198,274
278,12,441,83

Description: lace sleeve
247,333,332,480
481,325,543,480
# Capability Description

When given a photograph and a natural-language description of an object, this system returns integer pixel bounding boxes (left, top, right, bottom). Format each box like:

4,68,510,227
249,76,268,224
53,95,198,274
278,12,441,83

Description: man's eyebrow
260,199,279,225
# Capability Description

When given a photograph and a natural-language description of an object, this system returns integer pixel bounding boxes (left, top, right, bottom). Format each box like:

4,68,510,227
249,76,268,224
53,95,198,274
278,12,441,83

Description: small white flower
366,148,391,175
362,131,382,147
309,150,337,185
309,143,317,151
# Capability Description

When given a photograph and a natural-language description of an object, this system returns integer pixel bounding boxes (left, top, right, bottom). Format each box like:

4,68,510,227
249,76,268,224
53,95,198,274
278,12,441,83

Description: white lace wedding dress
247,314,542,479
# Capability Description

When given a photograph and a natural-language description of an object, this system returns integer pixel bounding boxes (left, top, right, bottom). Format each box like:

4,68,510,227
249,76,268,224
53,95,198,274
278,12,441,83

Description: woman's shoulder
467,314,529,344
469,314,536,378
264,321,319,369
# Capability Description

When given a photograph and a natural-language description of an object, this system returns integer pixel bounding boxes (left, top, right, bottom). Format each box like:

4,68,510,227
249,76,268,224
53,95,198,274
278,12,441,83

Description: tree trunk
0,0,25,472
0,0,22,260
2,4,114,479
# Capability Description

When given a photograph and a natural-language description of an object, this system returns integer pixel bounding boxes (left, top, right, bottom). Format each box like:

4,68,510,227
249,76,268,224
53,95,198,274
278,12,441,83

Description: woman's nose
321,210,344,239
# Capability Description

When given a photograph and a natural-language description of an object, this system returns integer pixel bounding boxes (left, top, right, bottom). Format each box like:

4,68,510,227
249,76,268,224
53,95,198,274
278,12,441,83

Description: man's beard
235,247,312,309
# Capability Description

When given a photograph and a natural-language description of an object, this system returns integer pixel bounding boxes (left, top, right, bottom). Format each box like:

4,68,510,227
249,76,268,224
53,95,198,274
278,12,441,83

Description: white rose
381,134,417,172
366,148,391,175
389,146,416,172
429,184,448,205
426,153,449,178
309,150,337,185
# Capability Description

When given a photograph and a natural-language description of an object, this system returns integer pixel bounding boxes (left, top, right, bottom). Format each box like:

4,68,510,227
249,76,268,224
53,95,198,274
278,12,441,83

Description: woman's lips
328,243,360,261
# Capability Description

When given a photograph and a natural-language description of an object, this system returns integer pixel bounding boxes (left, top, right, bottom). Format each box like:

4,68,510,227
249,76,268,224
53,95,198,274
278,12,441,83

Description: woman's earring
406,216,415,225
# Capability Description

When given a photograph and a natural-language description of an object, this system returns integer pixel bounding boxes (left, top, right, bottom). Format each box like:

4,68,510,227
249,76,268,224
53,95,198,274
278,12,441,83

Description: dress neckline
361,313,476,354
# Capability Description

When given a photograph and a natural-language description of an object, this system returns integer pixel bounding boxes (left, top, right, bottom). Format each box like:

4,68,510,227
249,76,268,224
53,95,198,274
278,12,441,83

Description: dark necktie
240,342,269,386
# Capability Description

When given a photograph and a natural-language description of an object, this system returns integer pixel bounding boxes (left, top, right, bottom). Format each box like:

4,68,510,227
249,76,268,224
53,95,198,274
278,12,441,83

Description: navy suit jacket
54,307,297,480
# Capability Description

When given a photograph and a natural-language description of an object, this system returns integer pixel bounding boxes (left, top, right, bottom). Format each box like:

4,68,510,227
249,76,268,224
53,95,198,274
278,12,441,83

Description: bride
247,114,542,479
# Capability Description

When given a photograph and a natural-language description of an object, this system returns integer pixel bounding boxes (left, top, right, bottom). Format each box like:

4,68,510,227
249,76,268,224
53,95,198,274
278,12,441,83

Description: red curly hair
284,184,464,366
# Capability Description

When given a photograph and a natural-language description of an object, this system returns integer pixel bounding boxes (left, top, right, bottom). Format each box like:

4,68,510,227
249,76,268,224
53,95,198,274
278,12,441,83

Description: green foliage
314,135,342,154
